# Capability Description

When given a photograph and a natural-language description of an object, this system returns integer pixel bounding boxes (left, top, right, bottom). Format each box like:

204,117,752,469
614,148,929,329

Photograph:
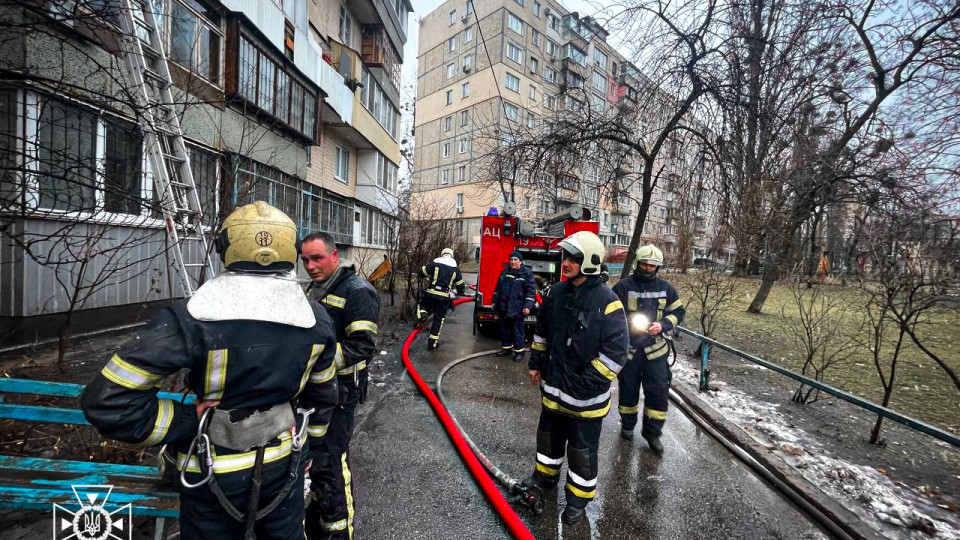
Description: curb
671,382,887,540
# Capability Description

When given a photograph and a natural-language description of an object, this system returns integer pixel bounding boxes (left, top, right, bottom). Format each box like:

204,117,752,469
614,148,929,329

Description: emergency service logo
52,485,132,540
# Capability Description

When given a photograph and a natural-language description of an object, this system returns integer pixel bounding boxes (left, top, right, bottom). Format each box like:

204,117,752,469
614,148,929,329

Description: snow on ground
673,356,960,540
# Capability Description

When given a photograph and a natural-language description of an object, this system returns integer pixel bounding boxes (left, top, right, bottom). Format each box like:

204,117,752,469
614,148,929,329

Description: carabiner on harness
292,407,315,452
181,407,215,489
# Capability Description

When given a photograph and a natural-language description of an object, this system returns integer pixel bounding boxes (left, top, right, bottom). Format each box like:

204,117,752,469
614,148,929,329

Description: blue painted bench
0,378,195,539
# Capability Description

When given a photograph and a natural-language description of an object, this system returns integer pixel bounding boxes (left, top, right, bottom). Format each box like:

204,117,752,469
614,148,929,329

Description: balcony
349,0,412,53
362,25,401,92
561,58,589,80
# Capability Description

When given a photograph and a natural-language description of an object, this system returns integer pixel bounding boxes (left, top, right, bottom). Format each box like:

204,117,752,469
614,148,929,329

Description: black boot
620,428,634,441
428,339,439,351
562,505,586,525
643,432,664,455
496,348,512,357
513,351,524,362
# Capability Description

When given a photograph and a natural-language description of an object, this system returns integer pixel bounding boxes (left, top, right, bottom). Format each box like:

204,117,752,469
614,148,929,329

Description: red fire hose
401,296,535,540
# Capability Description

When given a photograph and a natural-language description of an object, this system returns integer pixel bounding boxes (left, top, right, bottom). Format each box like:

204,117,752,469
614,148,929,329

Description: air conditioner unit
461,14,469,23
550,56,557,62
463,65,471,73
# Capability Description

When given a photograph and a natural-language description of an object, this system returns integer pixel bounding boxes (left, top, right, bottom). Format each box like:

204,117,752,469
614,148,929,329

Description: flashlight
630,313,650,333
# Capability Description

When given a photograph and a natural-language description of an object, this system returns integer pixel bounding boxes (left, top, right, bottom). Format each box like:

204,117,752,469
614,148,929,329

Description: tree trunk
869,386,895,444
747,266,777,313
620,166,654,278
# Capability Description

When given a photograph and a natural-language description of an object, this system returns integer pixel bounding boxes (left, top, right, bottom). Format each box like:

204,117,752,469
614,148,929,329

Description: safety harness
177,403,314,540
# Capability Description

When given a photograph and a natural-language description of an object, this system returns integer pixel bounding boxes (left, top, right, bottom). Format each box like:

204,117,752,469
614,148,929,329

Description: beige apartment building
413,0,726,265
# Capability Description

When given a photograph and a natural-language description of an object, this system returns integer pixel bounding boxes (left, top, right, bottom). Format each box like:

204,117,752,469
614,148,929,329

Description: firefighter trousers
307,403,357,540
618,348,672,437
179,453,305,540
417,296,450,346
499,315,526,353
529,409,602,510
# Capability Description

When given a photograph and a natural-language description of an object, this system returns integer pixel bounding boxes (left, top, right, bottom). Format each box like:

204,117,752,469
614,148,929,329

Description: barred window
170,0,221,84
102,119,143,215
36,99,98,212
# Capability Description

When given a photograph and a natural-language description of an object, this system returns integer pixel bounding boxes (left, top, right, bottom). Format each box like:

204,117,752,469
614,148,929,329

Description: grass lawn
666,273,960,434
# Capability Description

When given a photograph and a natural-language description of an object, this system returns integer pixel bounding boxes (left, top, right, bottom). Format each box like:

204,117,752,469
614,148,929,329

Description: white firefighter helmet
440,247,455,258
636,244,664,267
216,201,298,273
558,231,605,276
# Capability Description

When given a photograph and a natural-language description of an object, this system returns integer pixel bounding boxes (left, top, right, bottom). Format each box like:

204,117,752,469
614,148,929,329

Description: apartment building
0,0,410,341
412,0,725,264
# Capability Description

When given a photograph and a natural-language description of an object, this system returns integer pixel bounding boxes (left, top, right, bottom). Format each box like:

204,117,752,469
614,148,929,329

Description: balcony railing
361,25,401,91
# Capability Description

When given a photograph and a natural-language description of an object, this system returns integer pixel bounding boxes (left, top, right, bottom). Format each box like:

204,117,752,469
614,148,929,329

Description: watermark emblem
53,485,132,540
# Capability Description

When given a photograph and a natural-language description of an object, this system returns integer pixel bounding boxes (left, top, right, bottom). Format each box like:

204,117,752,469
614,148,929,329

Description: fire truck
472,204,599,336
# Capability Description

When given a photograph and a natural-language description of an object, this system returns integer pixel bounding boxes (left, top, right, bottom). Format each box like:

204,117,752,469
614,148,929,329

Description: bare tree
684,265,744,344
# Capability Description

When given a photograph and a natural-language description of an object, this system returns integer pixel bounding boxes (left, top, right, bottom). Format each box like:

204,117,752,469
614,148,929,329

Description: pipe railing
675,326,960,448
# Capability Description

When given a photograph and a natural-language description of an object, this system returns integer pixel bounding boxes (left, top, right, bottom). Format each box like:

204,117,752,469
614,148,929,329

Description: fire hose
401,296,536,540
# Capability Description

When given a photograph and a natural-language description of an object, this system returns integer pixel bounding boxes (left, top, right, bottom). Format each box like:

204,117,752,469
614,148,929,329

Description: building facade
0,0,410,341
412,0,727,265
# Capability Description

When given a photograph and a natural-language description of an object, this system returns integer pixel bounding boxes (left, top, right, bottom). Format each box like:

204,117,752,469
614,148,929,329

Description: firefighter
80,201,339,540
300,232,380,540
523,231,629,525
492,250,536,362
417,247,466,350
611,244,686,455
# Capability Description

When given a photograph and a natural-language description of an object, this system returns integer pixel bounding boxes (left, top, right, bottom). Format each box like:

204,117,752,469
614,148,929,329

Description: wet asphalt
350,276,828,539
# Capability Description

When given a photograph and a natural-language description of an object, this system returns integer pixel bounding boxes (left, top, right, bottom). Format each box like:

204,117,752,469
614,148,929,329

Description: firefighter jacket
420,256,466,300
529,276,629,419
611,273,686,361
309,262,380,406
492,264,536,318
80,299,340,467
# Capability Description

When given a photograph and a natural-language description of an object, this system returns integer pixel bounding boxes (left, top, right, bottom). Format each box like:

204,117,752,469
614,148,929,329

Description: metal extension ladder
115,0,217,296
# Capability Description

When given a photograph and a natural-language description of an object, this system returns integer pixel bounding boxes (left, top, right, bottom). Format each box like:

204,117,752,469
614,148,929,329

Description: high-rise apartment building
413,0,727,264
0,0,411,341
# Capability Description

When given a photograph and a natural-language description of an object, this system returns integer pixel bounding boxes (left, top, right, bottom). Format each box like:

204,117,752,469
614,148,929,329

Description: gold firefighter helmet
636,244,665,267
558,231,605,275
216,201,298,273
440,247,455,258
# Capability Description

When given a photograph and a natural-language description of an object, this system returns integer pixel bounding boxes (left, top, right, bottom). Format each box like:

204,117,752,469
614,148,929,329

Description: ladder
115,0,217,296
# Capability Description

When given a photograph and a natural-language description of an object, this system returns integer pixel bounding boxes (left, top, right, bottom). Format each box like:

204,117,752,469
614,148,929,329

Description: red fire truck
472,205,599,335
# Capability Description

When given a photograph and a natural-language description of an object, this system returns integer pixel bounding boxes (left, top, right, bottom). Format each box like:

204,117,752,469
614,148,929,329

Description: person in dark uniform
522,231,629,526
492,250,536,362
612,244,686,455
81,201,339,540
417,247,466,350
300,232,381,540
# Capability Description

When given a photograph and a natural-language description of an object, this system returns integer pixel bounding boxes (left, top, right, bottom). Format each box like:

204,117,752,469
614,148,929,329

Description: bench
0,378,194,539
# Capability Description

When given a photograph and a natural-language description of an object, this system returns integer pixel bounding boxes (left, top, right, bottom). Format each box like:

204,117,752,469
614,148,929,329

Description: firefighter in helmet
611,244,686,454
417,247,466,350
81,201,339,539
301,232,381,540
492,250,536,362
523,231,629,525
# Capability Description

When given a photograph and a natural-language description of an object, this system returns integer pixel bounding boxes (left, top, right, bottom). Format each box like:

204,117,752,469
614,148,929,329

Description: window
507,42,523,64
444,115,452,131
335,146,350,183
462,82,470,98
35,99,96,212
459,138,468,153
170,0,221,84
456,193,464,211
562,43,587,66
546,40,556,56
592,70,605,92
283,21,295,61
546,95,556,110
238,36,318,139
506,72,520,92
339,6,352,46
442,142,451,157
507,13,523,35
513,0,524,5
504,102,518,120
534,1,541,17
530,57,539,74
375,153,398,192
460,110,469,126
465,27,474,42
103,118,144,214
545,68,556,82
449,9,456,25
442,169,450,184
458,165,466,182
447,63,456,79
529,85,537,100
594,49,608,68
548,14,559,31
446,90,453,105
527,112,536,128
448,36,457,51
565,70,584,88
532,29,540,46
463,54,473,71
590,93,605,112
466,1,474,15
